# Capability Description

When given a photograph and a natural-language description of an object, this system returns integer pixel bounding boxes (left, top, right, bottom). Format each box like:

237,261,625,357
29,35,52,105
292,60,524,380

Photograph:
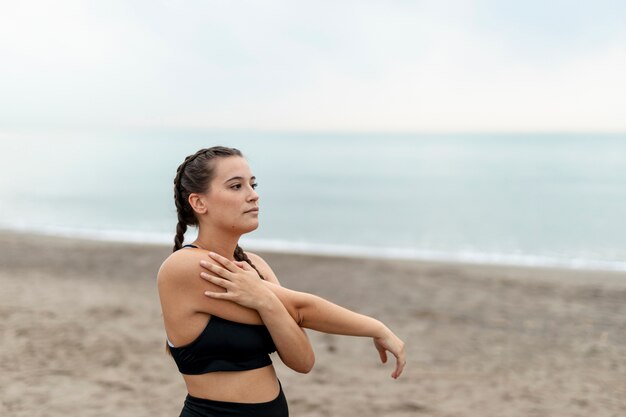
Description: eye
251,183,258,189
230,184,242,190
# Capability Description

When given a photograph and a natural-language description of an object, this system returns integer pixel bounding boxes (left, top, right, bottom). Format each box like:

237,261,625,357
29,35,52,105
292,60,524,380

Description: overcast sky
1,0,625,132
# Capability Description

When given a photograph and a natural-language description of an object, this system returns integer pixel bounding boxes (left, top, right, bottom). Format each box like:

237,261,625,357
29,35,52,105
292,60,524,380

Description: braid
172,154,194,252
173,220,187,253
172,146,233,252
234,244,265,280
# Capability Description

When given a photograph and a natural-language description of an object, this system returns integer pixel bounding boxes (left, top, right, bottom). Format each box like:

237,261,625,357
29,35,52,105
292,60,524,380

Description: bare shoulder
245,251,281,285
157,248,206,284
157,248,262,325
156,248,211,313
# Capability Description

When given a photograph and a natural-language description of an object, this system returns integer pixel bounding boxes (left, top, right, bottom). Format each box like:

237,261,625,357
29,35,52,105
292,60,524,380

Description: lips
245,208,259,213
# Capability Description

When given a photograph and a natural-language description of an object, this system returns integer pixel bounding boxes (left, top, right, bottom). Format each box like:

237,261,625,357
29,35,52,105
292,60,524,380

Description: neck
192,225,241,261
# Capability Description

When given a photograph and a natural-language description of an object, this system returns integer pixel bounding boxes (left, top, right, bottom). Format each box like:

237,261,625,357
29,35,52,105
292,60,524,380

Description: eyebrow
224,175,256,183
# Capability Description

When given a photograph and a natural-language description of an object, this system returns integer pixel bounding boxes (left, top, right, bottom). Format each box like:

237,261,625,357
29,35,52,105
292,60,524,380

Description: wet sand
1,230,625,417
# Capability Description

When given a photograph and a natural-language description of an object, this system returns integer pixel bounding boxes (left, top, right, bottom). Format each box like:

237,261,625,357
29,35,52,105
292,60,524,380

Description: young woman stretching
157,146,406,416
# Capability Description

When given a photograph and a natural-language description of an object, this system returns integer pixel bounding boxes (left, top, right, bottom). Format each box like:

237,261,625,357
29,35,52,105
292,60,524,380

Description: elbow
303,353,315,374
290,352,315,374
298,366,313,375
297,355,315,374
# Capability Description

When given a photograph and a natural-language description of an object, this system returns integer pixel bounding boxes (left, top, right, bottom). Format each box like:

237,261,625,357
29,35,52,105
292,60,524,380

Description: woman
157,146,406,417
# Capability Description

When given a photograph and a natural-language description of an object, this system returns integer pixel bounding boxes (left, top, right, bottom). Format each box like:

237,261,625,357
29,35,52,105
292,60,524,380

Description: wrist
373,320,389,339
256,290,281,313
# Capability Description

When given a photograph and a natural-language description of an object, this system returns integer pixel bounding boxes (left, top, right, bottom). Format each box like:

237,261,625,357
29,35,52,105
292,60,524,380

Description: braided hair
172,146,264,278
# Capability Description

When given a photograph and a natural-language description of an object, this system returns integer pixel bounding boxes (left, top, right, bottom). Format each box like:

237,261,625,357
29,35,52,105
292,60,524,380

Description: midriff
182,364,280,403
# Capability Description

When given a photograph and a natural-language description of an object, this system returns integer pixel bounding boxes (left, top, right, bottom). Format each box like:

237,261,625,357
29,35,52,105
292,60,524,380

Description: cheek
211,193,240,214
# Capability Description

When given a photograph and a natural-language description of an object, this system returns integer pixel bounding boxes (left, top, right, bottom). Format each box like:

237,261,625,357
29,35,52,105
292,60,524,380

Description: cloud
1,0,625,131
157,2,626,132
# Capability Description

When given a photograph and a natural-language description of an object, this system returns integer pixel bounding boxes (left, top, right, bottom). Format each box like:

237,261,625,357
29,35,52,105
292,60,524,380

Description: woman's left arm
201,252,406,379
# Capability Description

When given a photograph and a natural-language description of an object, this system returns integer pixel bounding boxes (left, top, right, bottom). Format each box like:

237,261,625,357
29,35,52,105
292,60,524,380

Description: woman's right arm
201,252,406,379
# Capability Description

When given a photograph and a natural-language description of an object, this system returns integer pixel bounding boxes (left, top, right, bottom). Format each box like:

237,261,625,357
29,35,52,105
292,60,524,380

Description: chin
240,220,260,234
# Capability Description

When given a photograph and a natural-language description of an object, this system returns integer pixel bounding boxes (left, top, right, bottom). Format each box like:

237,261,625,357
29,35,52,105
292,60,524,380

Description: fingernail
200,260,207,266
208,252,216,256
200,272,208,278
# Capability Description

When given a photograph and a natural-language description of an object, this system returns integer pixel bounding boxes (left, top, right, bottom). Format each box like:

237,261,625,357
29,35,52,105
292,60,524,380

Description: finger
200,260,233,279
393,357,406,379
376,343,388,363
392,350,406,379
208,252,239,273
204,291,233,300
199,272,233,289
233,261,253,271
238,261,254,271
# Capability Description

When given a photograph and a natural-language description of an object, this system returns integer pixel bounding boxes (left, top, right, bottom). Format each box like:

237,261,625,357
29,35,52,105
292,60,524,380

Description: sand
1,230,625,417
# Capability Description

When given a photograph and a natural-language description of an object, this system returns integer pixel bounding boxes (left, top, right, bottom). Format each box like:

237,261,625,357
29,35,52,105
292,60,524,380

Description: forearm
299,293,387,336
257,292,315,373
266,284,388,338
267,287,406,379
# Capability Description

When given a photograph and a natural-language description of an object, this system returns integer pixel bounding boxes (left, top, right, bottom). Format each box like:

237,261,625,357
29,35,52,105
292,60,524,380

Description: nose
248,186,259,202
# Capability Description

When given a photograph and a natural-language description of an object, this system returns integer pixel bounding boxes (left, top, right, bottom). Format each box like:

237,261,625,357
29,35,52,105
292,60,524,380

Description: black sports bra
167,244,276,375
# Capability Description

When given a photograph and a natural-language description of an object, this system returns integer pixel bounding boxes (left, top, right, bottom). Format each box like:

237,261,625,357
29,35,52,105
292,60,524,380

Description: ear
188,193,209,215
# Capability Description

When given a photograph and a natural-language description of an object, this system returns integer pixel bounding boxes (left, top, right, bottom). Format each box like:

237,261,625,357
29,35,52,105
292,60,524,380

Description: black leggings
178,382,288,417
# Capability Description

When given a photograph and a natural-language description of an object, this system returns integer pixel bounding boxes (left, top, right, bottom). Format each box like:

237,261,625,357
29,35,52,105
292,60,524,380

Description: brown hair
167,146,264,354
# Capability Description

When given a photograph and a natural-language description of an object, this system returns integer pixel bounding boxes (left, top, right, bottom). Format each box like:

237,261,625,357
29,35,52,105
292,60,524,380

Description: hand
199,252,275,311
373,326,406,379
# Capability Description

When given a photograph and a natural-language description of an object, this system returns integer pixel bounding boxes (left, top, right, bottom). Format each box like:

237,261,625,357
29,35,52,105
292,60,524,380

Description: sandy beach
1,230,625,417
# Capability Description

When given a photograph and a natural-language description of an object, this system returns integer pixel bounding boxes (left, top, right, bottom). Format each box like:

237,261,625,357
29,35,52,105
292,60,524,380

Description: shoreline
2,226,626,274
2,229,625,417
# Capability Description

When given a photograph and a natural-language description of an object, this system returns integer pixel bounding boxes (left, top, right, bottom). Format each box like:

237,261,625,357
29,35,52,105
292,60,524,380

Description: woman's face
202,156,260,234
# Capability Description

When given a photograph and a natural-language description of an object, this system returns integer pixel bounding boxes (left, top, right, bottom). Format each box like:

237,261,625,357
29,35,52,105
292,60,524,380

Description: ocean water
1,129,625,271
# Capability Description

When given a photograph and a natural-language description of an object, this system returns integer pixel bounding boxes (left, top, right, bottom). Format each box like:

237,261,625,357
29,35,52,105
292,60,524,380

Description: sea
1,129,625,271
